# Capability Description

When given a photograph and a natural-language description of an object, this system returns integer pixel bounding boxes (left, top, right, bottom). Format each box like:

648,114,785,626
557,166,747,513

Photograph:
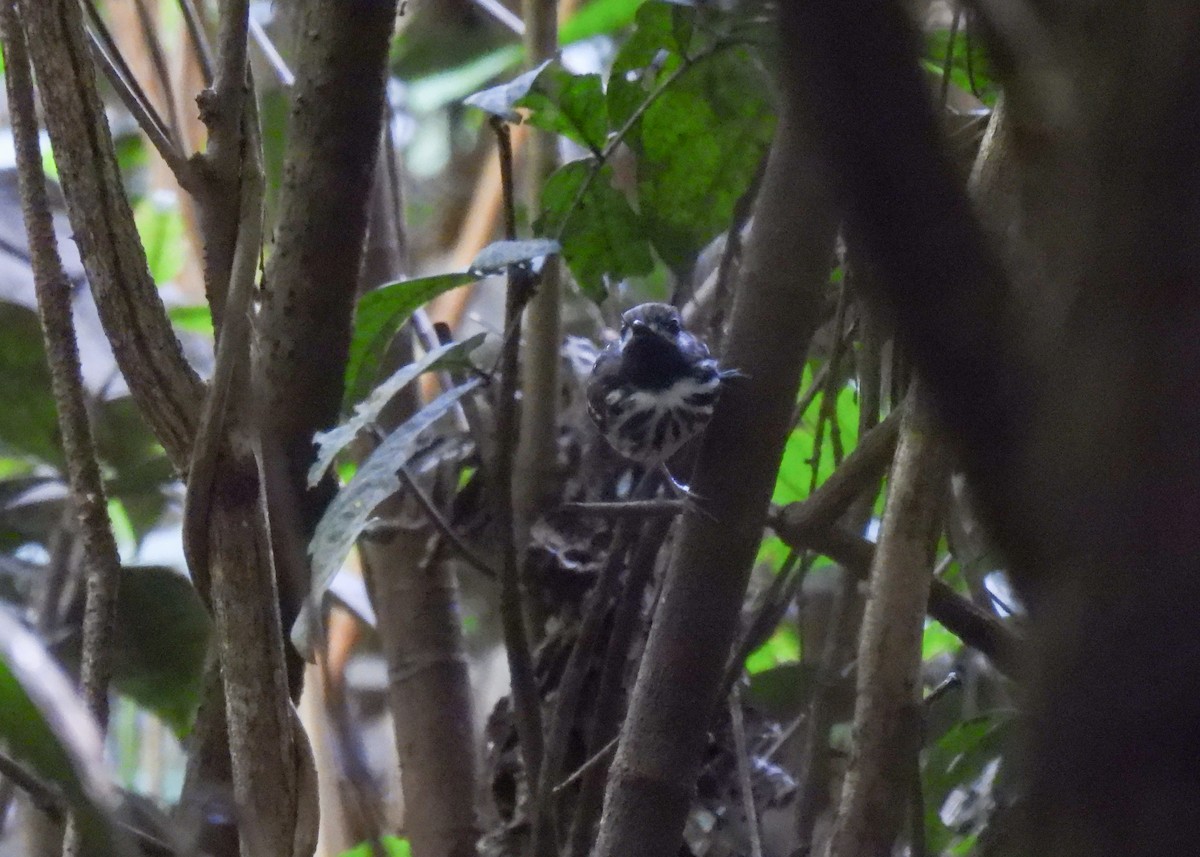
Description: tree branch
513,0,561,555
770,514,1022,676
2,16,125,857
489,115,546,793
827,390,948,857
3,0,122,737
17,0,204,469
254,0,402,625
783,0,1029,538
770,406,902,541
592,60,839,855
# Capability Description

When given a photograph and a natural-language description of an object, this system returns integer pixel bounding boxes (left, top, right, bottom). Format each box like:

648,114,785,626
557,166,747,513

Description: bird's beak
630,319,652,337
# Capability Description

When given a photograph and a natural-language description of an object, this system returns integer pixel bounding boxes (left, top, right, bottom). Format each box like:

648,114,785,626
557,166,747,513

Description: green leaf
745,661,816,721
134,195,186,285
408,44,523,113
297,378,484,657
338,836,412,857
607,1,688,131
469,238,562,275
0,608,129,855
922,712,1012,852
774,368,861,505
345,272,481,409
517,64,609,153
312,334,487,486
168,305,214,336
463,59,553,120
923,619,963,661
537,159,654,301
561,0,646,43
92,396,172,542
0,302,61,467
745,623,800,674
924,28,998,106
632,45,775,270
109,566,210,737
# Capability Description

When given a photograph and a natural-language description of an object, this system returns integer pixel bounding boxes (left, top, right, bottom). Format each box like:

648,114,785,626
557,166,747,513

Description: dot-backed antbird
586,303,731,489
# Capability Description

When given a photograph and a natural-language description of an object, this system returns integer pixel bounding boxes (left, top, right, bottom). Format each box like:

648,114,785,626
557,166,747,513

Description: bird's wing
586,345,623,429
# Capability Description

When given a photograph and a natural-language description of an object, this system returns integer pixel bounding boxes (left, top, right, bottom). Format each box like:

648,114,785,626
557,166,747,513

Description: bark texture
16,0,203,469
3,13,125,856
514,0,562,544
591,67,837,856
356,175,480,857
256,0,401,568
827,392,947,857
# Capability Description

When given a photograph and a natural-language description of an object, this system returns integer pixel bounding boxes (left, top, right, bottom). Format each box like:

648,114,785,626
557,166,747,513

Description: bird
586,303,726,488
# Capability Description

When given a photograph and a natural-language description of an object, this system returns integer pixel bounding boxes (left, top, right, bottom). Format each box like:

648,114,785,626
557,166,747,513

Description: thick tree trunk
784,2,1200,855
255,0,401,616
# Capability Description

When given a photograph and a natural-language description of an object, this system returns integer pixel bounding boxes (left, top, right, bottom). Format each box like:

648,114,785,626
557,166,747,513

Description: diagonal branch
3,11,125,856
5,0,122,740
18,0,204,469
593,66,839,856
489,115,546,792
176,0,215,85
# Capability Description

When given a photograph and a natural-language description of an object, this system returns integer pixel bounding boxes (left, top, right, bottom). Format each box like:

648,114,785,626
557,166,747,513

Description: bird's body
587,303,723,466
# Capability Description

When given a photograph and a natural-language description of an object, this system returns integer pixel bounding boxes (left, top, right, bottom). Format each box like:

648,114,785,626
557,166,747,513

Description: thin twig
719,551,810,702
4,0,123,733
938,3,963,113
729,687,765,857
559,498,686,517
489,115,545,790
789,360,832,431
773,406,904,541
132,0,184,148
0,751,62,820
176,0,215,85
81,0,163,130
81,20,190,182
534,471,659,855
707,154,767,352
808,278,851,494
763,710,806,763
553,736,618,796
248,17,294,88
397,466,497,579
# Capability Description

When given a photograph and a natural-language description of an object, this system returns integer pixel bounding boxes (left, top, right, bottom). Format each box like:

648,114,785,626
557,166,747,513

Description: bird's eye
665,318,681,335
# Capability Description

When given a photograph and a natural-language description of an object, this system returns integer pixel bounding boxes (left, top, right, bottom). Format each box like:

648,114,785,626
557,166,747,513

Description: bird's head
619,302,683,347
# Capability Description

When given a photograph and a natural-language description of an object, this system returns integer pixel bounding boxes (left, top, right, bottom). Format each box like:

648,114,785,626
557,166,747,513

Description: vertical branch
16,0,203,469
827,389,948,857
592,52,838,856
190,0,252,322
2,0,114,763
1,10,123,856
514,0,561,542
254,0,401,619
566,514,673,857
490,116,546,789
356,156,480,857
2,0,121,735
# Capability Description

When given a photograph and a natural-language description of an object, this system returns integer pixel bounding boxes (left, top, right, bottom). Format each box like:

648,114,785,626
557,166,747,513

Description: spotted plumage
586,303,724,465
